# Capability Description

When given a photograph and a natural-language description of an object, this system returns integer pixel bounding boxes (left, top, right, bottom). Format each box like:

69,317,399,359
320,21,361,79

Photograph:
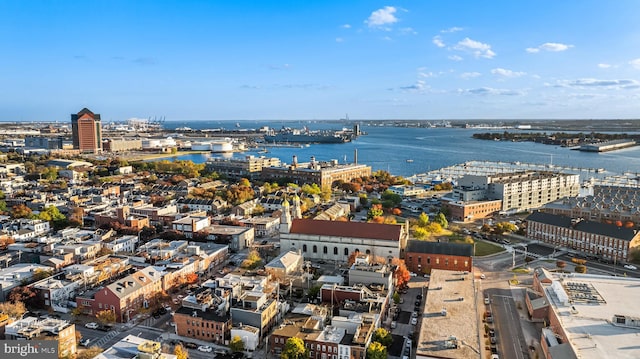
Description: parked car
411,312,418,318
416,294,423,300
85,322,99,329
97,325,112,332
624,264,637,270
410,317,418,325
197,345,213,353
391,321,397,329
79,338,91,347
409,272,417,277
184,342,198,349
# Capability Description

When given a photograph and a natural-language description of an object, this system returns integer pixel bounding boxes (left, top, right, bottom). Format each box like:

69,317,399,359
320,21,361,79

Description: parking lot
388,276,429,341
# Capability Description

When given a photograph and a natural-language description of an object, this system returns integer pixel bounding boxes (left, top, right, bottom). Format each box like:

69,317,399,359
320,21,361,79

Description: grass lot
473,240,505,256
128,150,208,162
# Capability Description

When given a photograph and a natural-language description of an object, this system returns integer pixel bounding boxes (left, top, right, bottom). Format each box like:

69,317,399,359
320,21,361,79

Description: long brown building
71,108,102,153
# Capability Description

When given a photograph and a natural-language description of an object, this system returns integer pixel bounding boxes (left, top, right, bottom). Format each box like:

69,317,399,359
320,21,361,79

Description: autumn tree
9,286,39,307
95,309,116,325
556,260,566,270
575,265,587,274
367,204,384,221
229,335,245,353
77,347,103,359
10,204,32,219
391,208,402,216
281,337,309,359
0,301,26,319
366,341,387,359
412,227,428,240
32,268,53,281
383,216,397,224
494,222,517,234
372,328,392,347
301,183,322,196
392,258,411,288
185,273,199,284
174,344,188,359
347,250,360,266
241,250,263,269
417,212,429,227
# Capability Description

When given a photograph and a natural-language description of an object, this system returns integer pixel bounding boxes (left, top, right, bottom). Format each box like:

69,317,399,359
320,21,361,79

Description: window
303,244,307,252
313,245,318,253
344,248,349,255
324,246,328,254
334,247,338,255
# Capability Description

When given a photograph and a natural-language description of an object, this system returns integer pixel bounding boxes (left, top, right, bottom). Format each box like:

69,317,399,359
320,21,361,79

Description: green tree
38,205,68,229
392,292,400,304
0,201,6,212
301,183,322,196
229,335,245,353
434,212,448,229
281,337,309,359
358,193,368,207
366,341,387,359
174,344,188,359
372,328,392,347
412,226,429,240
381,190,402,207
307,285,321,300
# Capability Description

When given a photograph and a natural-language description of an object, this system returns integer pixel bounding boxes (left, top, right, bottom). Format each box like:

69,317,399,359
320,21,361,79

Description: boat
406,159,414,163
264,126,354,144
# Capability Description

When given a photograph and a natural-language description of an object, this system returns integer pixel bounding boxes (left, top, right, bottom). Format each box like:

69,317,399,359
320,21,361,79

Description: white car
410,317,418,325
624,264,637,270
480,273,486,279
85,322,99,329
197,346,213,353
410,272,417,277
79,338,91,347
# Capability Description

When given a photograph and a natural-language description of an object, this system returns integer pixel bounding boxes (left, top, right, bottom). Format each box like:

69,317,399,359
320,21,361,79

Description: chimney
292,155,298,169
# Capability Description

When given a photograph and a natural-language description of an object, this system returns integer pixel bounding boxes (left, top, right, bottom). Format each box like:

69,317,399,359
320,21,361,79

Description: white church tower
280,199,292,233
291,194,302,219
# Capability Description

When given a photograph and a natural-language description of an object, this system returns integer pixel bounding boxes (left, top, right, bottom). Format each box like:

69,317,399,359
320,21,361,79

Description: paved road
490,291,528,359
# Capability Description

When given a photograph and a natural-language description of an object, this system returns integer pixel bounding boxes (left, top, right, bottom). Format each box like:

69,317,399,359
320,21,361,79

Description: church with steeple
280,194,302,234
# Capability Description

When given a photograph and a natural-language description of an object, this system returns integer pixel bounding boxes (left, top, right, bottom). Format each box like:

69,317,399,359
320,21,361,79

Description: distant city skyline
2,1,640,121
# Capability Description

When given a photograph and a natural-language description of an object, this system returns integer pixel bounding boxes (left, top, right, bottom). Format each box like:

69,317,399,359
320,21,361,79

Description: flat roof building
416,269,480,359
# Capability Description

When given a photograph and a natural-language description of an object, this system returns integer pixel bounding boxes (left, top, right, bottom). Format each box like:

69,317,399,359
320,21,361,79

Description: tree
392,258,411,288
434,212,448,229
301,183,322,196
556,260,566,270
241,250,263,269
185,273,199,284
372,328,392,347
417,212,430,227
174,344,188,359
95,309,116,325
239,178,251,187
77,347,103,359
229,335,245,353
367,204,384,220
32,268,52,281
366,341,387,359
10,204,32,219
381,190,402,207
281,337,309,359
347,250,360,265
307,285,321,300
392,292,400,304
0,301,26,319
412,226,429,240
9,286,38,307
391,208,402,216
575,265,587,274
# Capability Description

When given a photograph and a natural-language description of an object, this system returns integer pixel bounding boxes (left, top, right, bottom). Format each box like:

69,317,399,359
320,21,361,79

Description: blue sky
2,0,640,121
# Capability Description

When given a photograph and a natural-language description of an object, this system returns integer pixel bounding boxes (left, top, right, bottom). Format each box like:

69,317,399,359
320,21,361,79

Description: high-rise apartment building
71,108,102,153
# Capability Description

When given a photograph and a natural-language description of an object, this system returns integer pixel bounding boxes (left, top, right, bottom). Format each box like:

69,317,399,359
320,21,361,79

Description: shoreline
127,150,211,162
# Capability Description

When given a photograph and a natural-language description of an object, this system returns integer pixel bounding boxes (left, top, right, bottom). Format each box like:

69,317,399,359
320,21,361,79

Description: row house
240,215,280,237
31,276,80,311
130,204,180,227
174,307,232,345
172,214,211,238
526,211,640,262
75,266,164,322
94,206,150,230
176,198,228,213
52,240,103,263
102,234,139,254
5,317,77,359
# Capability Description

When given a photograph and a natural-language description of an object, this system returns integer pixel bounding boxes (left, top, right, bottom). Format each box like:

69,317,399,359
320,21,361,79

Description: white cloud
491,68,526,78
441,26,463,33
366,6,398,28
399,80,428,92
598,63,611,69
336,37,344,43
341,24,351,29
460,72,482,79
432,36,445,48
629,58,640,69
554,78,639,89
399,27,417,35
454,38,495,59
458,87,523,96
526,42,573,53
448,55,463,61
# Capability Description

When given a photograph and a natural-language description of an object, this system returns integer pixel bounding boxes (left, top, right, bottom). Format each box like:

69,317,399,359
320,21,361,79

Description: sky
2,0,640,122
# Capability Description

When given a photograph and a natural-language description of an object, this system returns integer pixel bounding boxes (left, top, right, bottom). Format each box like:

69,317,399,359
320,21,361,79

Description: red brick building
443,199,502,223
173,307,231,344
71,108,102,153
404,241,473,275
